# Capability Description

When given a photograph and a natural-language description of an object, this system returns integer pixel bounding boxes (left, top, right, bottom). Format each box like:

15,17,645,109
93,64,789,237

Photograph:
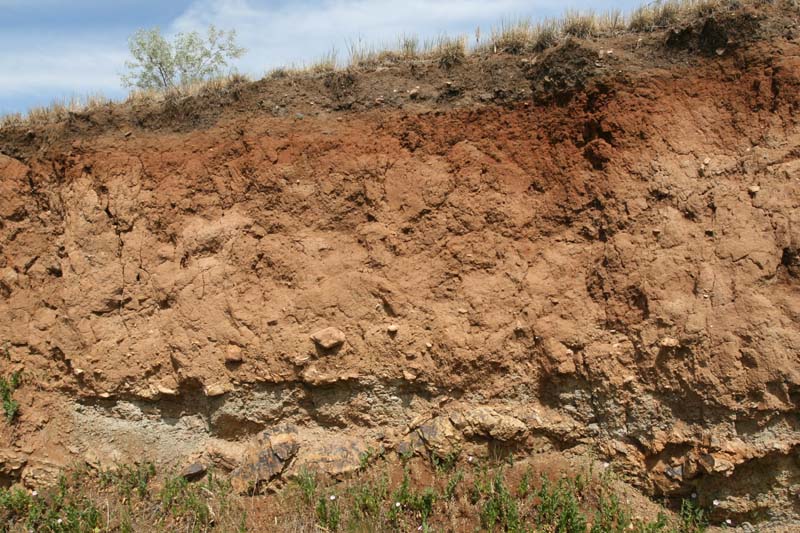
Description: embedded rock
455,408,528,442
310,327,346,350
292,436,370,478
416,416,462,457
230,425,300,494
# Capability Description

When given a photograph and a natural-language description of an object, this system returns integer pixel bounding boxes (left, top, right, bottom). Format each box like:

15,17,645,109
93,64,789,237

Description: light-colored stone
21,460,63,488
659,337,680,348
157,385,177,396
301,366,349,386
0,448,27,482
292,436,370,478
204,383,231,397
310,327,346,350
698,453,735,475
458,407,528,442
224,345,244,364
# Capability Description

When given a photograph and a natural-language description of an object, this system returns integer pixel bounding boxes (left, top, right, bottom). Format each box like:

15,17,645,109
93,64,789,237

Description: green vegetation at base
0,457,711,532
0,465,244,533
285,460,709,533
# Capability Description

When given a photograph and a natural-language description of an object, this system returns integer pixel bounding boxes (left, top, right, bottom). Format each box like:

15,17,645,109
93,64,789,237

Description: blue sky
0,0,643,116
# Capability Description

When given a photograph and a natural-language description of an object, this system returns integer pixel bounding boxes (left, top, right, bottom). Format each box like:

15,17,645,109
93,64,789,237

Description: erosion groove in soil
1,2,800,530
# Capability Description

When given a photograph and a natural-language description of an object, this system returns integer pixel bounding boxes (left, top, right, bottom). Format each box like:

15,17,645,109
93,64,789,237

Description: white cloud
169,0,573,73
0,44,127,94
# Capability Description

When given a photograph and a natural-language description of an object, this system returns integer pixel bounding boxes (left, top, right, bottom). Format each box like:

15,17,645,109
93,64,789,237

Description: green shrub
480,470,521,532
316,494,341,531
100,462,156,499
294,467,318,505
349,475,388,519
444,470,464,501
0,483,102,532
591,492,631,533
678,498,708,533
534,476,588,533
121,26,245,90
0,370,22,423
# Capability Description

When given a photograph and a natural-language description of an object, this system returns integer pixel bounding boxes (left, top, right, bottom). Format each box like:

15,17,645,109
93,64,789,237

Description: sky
0,0,644,116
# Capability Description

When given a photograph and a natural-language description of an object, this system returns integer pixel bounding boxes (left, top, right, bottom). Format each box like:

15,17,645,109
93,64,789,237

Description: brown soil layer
1,2,799,529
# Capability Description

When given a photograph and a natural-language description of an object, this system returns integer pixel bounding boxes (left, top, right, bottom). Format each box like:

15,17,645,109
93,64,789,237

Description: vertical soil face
1,3,800,527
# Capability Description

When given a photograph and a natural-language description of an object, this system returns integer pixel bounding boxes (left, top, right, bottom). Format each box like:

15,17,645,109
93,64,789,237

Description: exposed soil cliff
1,2,799,529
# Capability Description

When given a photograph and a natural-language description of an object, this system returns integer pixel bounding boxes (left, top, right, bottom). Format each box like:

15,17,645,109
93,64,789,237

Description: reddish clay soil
1,2,799,529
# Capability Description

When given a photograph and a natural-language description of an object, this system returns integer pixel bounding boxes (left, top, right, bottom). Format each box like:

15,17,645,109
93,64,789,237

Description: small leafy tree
121,25,245,90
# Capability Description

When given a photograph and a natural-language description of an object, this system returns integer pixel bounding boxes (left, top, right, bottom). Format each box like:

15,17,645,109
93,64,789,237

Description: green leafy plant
518,467,533,500
430,450,459,473
349,475,388,519
159,470,232,532
470,465,493,504
358,447,383,471
636,512,670,533
444,470,464,501
480,470,521,532
121,25,245,90
410,487,437,524
294,467,318,505
678,498,708,533
0,370,22,423
0,481,102,532
316,494,341,532
100,462,156,499
389,467,438,527
534,476,587,533
591,492,631,533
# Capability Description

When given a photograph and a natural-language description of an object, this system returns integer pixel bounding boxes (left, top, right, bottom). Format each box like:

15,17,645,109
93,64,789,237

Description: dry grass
121,73,251,113
398,34,420,59
490,18,536,54
1,74,251,129
562,10,599,38
308,48,338,73
600,9,627,33
1,94,110,128
483,18,562,54
427,35,467,69
0,0,769,129
482,0,744,54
